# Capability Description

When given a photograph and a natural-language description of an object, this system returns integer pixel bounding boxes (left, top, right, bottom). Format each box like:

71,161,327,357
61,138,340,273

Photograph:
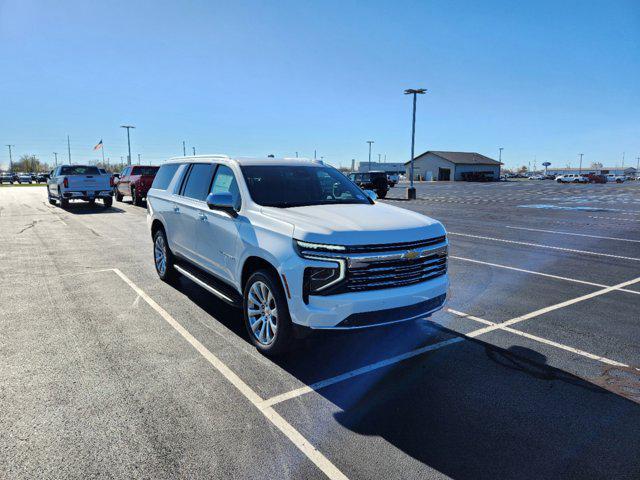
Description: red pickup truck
114,165,159,205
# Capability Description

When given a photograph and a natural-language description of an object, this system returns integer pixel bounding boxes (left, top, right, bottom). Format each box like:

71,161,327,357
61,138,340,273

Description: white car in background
605,174,625,183
556,174,588,183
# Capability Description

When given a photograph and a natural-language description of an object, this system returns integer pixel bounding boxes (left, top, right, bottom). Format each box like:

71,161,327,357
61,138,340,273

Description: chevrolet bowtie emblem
404,250,420,260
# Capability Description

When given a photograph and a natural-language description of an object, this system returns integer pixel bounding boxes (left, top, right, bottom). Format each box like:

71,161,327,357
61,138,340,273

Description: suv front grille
344,249,447,292
343,235,446,253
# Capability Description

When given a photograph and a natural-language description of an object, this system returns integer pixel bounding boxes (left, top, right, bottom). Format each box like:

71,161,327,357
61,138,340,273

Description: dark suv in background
348,171,389,198
114,165,159,205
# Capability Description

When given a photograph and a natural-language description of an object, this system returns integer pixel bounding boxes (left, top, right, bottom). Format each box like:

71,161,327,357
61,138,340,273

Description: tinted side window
210,165,240,207
182,163,216,200
152,164,180,190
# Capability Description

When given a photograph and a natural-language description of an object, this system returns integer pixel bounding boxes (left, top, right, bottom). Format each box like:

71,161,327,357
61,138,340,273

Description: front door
197,164,242,284
438,168,451,181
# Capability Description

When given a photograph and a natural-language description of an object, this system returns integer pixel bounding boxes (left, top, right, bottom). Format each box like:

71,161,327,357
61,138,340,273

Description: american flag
93,140,103,150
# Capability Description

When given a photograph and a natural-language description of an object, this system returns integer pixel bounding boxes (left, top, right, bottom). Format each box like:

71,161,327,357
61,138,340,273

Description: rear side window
60,166,100,175
132,166,159,176
181,163,216,200
152,164,180,190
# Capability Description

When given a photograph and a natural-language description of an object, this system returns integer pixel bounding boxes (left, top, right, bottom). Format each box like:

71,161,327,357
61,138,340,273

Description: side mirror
363,189,378,201
206,192,239,217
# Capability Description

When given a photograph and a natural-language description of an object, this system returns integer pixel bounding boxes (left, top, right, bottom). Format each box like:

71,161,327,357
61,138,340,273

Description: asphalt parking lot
2,181,639,479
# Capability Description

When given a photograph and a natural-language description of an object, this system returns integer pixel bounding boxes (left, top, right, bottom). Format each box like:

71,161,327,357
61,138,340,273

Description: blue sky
1,0,638,170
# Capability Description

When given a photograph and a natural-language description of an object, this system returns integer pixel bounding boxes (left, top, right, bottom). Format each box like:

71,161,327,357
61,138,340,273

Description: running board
174,263,242,306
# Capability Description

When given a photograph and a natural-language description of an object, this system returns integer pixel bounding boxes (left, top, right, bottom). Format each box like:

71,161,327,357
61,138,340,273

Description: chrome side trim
174,264,235,303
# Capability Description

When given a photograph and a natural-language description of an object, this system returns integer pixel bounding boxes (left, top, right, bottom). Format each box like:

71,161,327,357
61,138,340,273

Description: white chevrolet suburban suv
147,156,449,355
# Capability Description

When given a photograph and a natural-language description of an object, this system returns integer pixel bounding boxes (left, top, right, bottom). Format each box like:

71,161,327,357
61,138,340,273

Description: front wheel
115,190,123,202
243,270,294,356
132,188,142,206
376,189,387,199
60,198,69,209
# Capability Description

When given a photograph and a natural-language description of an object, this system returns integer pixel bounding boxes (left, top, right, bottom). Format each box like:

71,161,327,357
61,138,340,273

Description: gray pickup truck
47,165,113,208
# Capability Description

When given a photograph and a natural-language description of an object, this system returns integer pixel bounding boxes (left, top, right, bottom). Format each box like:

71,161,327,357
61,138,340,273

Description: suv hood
260,202,445,245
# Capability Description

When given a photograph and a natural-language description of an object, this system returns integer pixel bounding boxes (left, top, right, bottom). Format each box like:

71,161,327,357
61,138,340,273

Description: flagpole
101,143,105,166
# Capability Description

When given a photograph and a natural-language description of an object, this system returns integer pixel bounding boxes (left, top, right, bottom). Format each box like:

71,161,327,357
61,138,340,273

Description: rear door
172,163,217,263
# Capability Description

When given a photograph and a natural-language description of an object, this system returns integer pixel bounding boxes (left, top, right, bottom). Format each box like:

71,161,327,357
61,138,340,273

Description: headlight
295,239,346,253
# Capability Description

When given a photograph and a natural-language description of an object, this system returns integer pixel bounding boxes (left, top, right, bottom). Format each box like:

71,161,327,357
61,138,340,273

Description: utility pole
404,88,426,199
366,140,374,172
138,153,141,164
182,141,186,156
120,125,134,165
622,152,625,169
53,152,58,166
314,149,317,160
579,153,583,174
636,156,639,174
5,144,14,171
295,151,299,158
498,147,503,164
192,147,196,156
378,153,381,164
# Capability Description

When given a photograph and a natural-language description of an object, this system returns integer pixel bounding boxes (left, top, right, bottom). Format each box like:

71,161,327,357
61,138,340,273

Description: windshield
132,166,159,176
241,165,370,208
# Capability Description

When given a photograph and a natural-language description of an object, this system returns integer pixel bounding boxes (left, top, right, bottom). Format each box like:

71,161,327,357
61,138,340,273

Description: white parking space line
259,337,464,409
589,215,640,222
505,226,640,243
449,256,640,295
111,269,348,480
447,309,629,367
465,275,640,337
262,275,640,408
449,232,640,262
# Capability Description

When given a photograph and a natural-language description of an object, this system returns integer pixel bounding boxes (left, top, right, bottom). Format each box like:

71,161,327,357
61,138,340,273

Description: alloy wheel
247,281,278,346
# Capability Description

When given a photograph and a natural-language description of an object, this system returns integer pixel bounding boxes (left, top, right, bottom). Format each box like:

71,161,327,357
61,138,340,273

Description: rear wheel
115,190,123,202
103,197,113,208
132,188,142,206
88,198,96,205
153,228,176,282
243,270,294,356
60,198,69,209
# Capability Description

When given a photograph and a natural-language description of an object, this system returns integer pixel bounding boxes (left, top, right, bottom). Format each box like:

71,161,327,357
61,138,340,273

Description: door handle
173,204,180,213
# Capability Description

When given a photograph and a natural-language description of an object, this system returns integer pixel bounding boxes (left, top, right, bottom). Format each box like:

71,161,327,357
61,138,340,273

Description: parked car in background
556,174,588,183
605,174,625,183
147,156,448,355
114,165,160,205
0,172,14,184
528,174,544,180
348,171,389,198
36,173,50,183
17,173,32,184
47,165,113,208
584,173,606,184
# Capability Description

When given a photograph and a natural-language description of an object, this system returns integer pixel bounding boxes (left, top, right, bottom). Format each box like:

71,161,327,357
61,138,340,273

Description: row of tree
5,155,127,174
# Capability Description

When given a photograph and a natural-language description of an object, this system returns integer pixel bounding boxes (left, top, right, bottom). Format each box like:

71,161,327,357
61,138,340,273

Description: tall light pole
120,125,135,165
138,153,141,164
67,135,72,164
192,147,196,156
182,141,186,156
404,88,426,199
53,152,58,166
498,147,503,164
5,144,14,171
366,140,374,171
579,153,583,174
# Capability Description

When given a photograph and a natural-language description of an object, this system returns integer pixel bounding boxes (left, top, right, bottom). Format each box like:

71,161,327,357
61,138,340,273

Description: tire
243,270,294,356
60,198,69,209
103,197,113,208
48,192,55,205
376,189,387,199
115,190,123,202
88,198,96,205
153,228,176,282
132,188,142,206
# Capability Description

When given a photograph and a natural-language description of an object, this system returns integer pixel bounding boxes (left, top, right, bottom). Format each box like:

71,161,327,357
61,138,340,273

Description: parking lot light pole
404,88,426,200
6,144,14,172
53,152,58,166
579,153,583,174
120,125,135,165
499,147,503,163
366,140,374,172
